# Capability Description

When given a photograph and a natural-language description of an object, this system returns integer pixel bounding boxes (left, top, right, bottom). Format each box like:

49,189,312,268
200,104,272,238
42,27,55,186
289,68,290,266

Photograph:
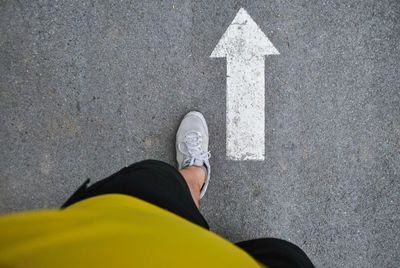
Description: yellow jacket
0,194,262,267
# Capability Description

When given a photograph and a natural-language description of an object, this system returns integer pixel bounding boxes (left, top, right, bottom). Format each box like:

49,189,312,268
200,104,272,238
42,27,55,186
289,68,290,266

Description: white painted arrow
210,8,279,160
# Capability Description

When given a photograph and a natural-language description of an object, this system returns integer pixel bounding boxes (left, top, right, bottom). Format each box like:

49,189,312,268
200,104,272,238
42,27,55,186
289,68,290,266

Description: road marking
210,8,280,160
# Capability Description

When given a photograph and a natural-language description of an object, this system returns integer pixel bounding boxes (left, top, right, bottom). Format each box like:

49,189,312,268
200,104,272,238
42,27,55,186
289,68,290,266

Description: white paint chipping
40,153,52,176
210,8,279,160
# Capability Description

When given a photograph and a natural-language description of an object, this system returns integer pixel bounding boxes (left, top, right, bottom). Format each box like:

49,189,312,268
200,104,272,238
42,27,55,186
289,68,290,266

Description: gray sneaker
176,111,211,199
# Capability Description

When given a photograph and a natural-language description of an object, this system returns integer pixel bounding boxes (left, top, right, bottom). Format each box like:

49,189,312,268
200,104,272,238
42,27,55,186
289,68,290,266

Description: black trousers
62,160,209,228
63,160,314,268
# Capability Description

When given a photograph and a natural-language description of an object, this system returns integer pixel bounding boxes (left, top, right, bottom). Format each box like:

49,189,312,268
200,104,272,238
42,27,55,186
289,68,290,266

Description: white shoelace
178,131,211,166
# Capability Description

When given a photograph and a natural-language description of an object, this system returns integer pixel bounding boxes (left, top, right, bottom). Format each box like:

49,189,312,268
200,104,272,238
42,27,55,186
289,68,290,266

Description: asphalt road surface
1,0,399,267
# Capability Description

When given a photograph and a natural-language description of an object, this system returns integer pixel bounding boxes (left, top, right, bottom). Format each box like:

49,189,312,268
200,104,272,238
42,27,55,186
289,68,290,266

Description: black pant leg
236,238,315,268
62,160,209,229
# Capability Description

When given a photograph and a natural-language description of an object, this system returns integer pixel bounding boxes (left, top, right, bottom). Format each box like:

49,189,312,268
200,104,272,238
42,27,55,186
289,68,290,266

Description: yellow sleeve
0,194,262,268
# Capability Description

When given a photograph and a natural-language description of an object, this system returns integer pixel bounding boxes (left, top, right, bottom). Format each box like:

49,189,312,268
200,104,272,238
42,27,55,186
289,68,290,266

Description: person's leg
62,160,210,229
179,166,205,208
62,111,211,227
236,238,315,268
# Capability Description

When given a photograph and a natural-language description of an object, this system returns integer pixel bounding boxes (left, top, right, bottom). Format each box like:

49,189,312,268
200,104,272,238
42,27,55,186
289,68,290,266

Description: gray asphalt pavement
1,0,399,267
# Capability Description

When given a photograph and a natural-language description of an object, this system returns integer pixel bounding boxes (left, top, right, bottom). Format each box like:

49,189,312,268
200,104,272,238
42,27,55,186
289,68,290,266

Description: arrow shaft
226,55,265,160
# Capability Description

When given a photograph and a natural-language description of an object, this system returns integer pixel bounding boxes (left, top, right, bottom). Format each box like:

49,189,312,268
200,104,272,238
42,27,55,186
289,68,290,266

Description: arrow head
210,8,280,58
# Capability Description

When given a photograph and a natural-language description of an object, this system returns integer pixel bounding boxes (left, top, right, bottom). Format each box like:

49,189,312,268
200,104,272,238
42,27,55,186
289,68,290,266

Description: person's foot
176,111,211,199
